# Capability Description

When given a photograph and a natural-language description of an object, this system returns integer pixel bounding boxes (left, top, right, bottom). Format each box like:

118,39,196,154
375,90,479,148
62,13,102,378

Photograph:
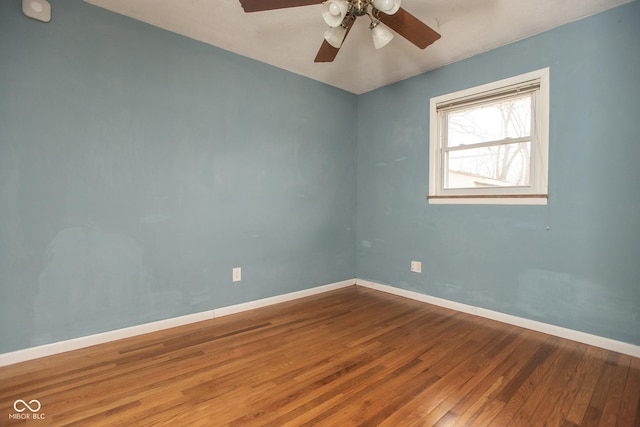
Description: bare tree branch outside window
445,95,532,189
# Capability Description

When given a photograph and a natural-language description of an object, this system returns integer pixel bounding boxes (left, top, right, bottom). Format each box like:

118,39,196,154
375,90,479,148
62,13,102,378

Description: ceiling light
22,0,51,23
324,26,348,48
371,21,394,49
322,1,349,27
372,0,401,15
322,0,400,51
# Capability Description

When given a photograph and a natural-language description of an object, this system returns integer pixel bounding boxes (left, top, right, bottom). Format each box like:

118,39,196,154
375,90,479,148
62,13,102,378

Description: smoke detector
22,0,51,23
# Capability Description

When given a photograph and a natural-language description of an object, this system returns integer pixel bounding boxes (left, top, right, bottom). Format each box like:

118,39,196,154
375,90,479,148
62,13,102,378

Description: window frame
428,68,550,205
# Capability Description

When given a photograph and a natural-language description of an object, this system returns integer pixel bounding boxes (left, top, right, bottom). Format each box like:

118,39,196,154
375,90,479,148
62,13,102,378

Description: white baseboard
0,310,214,368
0,279,356,367
356,279,640,358
3,277,637,367
214,279,356,317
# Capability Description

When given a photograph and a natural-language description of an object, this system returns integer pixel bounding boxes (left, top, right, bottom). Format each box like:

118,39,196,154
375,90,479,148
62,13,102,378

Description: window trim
428,68,550,205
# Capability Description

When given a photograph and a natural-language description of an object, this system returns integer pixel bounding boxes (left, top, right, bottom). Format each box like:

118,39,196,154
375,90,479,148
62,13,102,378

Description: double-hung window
429,68,550,204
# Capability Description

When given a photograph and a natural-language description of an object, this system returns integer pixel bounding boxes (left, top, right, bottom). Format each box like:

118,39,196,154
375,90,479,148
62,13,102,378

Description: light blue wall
0,0,356,353
356,2,640,344
2,1,638,355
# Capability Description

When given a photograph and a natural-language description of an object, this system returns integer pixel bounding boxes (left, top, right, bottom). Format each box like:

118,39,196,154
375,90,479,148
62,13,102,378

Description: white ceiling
84,0,632,94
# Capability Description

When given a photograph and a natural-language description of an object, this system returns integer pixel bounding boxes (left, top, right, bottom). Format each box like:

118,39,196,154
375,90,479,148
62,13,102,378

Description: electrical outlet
410,261,422,273
232,267,241,282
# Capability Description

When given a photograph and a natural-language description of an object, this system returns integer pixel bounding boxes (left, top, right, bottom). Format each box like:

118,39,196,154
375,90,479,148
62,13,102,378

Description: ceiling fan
238,0,441,63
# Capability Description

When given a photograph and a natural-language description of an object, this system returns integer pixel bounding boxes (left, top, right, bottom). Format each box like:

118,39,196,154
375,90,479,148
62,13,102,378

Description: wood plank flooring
1,285,639,426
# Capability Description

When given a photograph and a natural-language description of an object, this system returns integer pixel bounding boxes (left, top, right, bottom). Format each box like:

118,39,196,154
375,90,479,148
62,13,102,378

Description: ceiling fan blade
239,0,321,13
378,7,441,49
314,19,355,63
313,40,340,62
314,40,340,63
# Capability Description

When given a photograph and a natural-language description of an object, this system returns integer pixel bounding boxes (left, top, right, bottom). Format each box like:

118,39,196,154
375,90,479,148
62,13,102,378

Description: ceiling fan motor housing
352,0,369,16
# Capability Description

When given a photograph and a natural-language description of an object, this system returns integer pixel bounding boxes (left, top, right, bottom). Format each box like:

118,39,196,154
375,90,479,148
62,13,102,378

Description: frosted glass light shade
324,26,347,48
372,0,401,15
372,24,394,49
322,1,349,27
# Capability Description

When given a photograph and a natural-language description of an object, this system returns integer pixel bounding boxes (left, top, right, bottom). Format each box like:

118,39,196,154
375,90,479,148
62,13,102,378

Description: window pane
447,95,532,147
445,141,531,189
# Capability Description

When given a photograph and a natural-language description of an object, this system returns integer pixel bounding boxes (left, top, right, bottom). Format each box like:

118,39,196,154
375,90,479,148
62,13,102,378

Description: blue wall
0,0,356,353
1,0,639,355
356,2,640,345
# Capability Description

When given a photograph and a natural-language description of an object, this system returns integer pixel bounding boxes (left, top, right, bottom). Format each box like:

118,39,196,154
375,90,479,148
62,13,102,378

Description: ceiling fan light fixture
238,0,441,63
371,22,394,49
322,1,349,27
372,0,401,15
324,25,348,48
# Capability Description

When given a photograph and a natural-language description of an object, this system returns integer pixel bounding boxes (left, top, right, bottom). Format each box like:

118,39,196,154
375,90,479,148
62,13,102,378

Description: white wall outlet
410,261,422,273
232,267,241,282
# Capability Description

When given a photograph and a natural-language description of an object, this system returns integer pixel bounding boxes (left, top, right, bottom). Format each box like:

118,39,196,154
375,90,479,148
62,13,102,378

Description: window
429,68,549,204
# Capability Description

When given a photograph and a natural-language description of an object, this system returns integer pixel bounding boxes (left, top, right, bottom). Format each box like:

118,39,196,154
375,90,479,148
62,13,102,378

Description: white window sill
427,196,548,205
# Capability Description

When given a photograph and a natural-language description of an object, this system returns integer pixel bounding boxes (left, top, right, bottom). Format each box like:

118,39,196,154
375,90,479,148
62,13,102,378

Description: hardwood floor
1,286,639,426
